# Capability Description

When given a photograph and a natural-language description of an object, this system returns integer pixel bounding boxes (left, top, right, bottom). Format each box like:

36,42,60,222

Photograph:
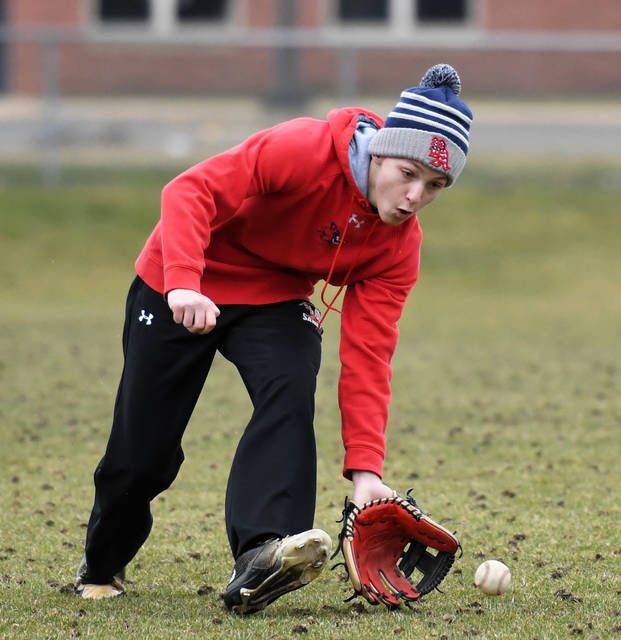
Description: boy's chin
378,210,407,226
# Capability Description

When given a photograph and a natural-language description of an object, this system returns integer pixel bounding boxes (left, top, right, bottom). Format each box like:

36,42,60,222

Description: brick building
2,0,621,97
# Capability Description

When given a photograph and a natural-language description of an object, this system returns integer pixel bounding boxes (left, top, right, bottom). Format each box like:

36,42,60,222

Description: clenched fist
167,289,220,335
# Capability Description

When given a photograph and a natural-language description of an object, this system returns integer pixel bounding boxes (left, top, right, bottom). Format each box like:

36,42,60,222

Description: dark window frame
97,0,150,22
336,0,471,27
337,0,389,23
416,0,469,23
176,0,229,23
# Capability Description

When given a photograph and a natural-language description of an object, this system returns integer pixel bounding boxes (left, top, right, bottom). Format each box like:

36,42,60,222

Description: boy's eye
429,181,445,190
401,169,414,178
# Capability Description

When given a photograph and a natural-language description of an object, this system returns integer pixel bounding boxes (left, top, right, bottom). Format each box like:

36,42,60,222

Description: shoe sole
235,529,332,614
76,582,125,600
74,556,126,600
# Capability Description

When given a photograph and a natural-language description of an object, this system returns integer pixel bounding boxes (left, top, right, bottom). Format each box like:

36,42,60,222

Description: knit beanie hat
368,64,472,185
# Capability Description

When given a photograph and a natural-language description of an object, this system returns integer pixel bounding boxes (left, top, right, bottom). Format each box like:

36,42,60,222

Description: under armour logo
349,213,365,229
138,309,154,325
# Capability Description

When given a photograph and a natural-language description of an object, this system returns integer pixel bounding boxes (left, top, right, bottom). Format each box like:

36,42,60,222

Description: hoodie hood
327,108,384,205
348,114,380,197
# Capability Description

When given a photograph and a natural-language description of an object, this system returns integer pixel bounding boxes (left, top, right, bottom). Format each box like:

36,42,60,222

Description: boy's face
367,157,448,226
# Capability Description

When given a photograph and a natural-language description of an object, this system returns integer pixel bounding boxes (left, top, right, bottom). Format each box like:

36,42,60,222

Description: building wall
484,0,621,31
9,0,81,25
5,0,621,97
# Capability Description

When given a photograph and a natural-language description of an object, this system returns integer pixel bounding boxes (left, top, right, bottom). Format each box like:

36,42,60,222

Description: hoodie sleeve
158,120,319,294
338,224,422,479
159,143,255,293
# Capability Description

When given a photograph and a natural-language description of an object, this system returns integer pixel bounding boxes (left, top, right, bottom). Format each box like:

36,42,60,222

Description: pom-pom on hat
368,64,472,185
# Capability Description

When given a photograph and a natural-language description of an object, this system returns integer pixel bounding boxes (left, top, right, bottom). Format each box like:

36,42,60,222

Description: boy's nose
406,182,424,206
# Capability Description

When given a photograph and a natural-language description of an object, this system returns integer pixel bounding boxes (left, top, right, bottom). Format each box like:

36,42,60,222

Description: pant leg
219,300,323,558
84,278,218,583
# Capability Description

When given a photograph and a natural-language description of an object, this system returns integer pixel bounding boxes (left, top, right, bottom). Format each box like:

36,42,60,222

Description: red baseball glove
334,493,461,608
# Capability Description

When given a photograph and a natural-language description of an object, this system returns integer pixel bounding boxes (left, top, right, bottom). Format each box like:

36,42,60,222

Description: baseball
474,560,511,595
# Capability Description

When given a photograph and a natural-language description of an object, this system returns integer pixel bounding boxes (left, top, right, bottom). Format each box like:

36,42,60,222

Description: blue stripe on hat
400,90,473,125
384,113,469,154
390,107,470,148
393,101,470,138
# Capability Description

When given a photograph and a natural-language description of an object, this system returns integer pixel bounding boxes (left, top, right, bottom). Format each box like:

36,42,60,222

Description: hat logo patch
428,136,451,172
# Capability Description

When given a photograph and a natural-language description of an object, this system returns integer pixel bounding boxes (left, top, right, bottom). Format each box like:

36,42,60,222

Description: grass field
1,160,620,639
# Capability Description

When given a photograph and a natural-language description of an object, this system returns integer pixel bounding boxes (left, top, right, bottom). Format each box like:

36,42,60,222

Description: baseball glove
333,492,461,608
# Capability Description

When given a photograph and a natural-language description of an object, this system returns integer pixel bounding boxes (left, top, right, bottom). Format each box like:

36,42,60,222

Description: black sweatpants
83,277,322,584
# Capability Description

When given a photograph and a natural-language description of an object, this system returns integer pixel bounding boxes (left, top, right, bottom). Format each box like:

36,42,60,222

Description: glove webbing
399,541,457,595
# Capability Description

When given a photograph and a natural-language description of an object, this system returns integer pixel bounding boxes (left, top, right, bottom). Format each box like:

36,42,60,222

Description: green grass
1,161,620,639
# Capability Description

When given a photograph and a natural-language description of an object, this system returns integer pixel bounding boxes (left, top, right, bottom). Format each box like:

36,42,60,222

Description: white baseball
474,560,511,595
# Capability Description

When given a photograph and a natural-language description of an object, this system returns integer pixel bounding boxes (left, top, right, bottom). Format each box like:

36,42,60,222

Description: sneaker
74,555,126,600
223,528,332,614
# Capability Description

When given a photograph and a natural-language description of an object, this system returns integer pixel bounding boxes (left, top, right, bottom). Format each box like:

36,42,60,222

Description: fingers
167,289,220,335
184,305,220,334
182,306,197,329
173,308,184,325
205,306,220,332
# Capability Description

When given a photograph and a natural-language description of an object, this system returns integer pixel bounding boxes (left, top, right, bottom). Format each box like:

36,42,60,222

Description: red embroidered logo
428,136,451,172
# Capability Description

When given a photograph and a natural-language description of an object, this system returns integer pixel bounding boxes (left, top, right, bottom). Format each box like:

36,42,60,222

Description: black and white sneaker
74,556,126,600
223,529,332,614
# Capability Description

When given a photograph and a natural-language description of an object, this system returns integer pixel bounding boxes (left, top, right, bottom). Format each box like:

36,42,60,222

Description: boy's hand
350,470,395,507
167,289,220,335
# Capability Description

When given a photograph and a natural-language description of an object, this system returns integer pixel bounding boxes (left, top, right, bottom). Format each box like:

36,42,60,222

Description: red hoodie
136,107,423,478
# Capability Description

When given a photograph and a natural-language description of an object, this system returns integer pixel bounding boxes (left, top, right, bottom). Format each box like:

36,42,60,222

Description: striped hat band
386,92,471,154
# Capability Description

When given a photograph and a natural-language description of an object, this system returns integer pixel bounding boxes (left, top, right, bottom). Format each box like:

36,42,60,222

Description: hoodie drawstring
318,216,379,327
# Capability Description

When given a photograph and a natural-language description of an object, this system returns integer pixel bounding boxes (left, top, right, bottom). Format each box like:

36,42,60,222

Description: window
416,0,467,23
177,0,228,22
93,0,233,32
338,0,388,22
335,0,472,28
98,0,149,21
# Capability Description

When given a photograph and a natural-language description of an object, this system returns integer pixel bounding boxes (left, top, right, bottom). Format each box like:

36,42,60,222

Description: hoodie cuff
163,266,203,296
343,446,384,480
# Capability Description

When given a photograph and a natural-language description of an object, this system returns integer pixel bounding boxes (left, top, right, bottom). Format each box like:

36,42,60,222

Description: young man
75,64,472,614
